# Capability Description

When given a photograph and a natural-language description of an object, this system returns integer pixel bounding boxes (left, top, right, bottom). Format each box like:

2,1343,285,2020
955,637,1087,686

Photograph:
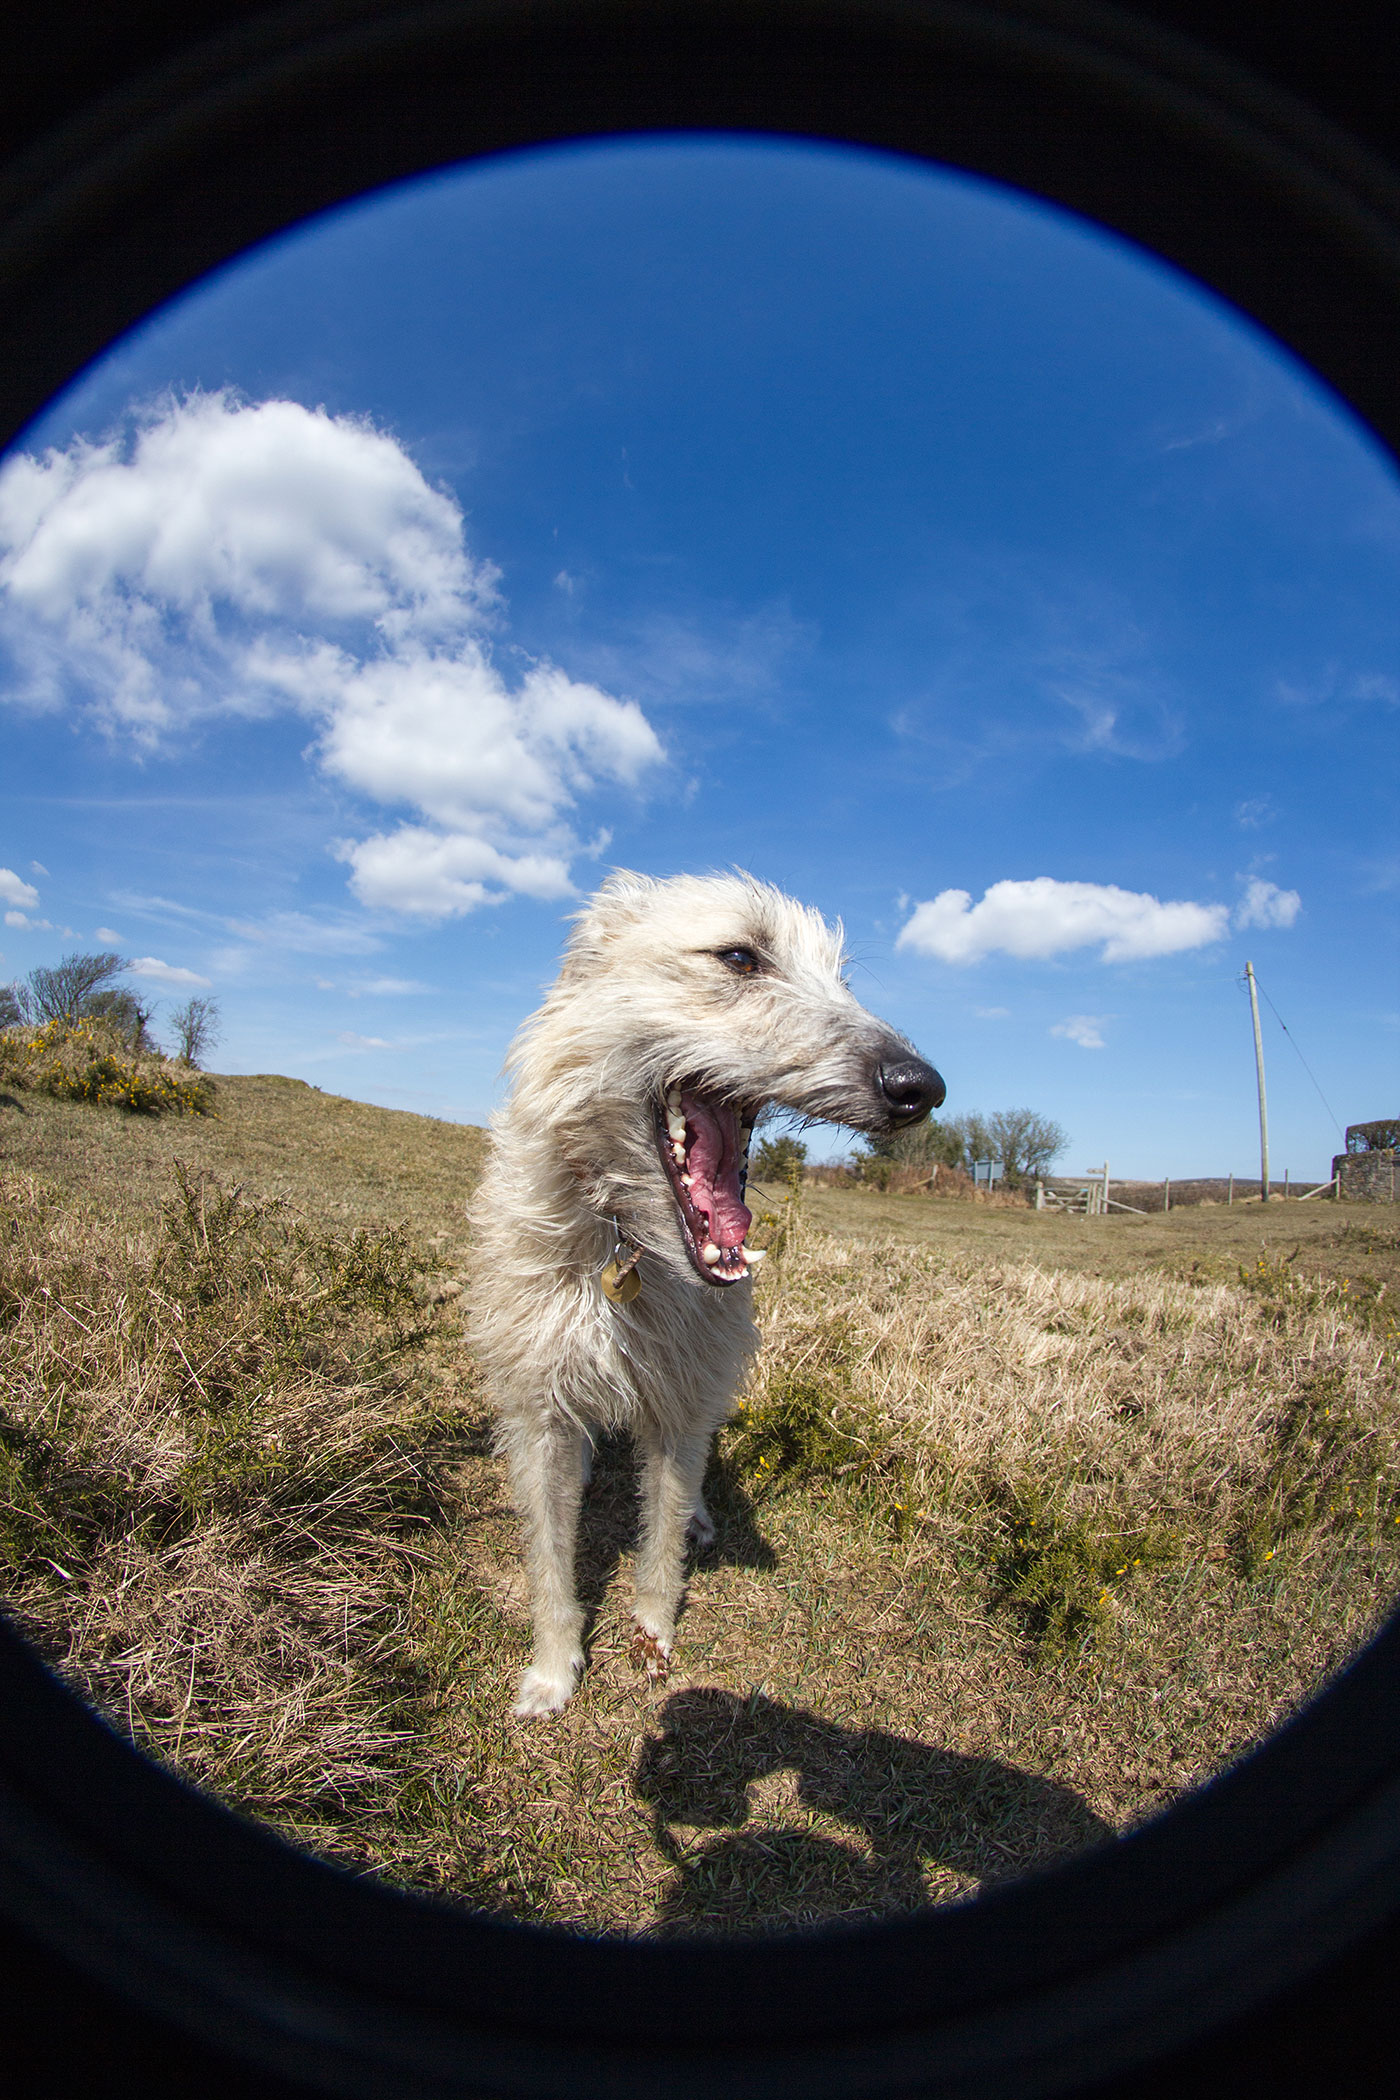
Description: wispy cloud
1234,795,1277,829
886,564,1185,789
347,976,434,997
1159,416,1233,453
224,910,383,956
1051,1014,1109,1049
1276,666,1400,710
0,392,665,920
897,877,1228,965
94,925,124,942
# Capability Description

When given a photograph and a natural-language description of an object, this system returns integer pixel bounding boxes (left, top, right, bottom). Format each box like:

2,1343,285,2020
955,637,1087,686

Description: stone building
1333,1120,1399,1202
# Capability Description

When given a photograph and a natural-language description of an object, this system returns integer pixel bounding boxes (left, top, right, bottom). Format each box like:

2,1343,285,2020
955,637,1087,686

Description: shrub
984,1484,1177,1663
0,1017,215,1116
752,1133,808,1182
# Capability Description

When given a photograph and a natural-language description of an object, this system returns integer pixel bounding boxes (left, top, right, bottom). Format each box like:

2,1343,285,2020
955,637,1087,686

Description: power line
1239,969,1346,1143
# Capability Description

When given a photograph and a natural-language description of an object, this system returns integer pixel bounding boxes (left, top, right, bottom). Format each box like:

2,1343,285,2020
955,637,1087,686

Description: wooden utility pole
1245,961,1271,1202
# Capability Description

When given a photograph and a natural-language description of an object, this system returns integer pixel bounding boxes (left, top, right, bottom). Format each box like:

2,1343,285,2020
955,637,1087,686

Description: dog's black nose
877,1058,946,1123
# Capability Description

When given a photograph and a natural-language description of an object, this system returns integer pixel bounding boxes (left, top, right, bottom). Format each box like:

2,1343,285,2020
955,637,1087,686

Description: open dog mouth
654,1085,767,1286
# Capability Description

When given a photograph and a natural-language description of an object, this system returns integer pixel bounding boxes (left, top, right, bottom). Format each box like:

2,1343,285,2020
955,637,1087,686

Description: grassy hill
2,1071,1398,1936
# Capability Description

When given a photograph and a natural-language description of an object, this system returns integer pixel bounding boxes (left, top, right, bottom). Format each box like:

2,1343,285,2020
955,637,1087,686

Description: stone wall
1333,1149,1398,1202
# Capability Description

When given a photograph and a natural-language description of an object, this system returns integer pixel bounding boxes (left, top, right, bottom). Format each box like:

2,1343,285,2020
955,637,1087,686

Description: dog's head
510,871,944,1288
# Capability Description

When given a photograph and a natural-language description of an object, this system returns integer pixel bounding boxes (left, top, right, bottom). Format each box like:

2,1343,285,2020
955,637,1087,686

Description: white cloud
94,926,124,942
897,877,1229,965
29,860,48,876
1235,878,1301,930
336,827,574,918
1051,1014,1109,1049
0,866,39,909
348,976,433,997
338,1031,393,1051
128,956,212,988
0,392,664,917
6,910,50,929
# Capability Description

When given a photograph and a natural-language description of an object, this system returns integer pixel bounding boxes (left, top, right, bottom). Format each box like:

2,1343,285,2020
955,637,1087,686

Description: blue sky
1,135,1396,1179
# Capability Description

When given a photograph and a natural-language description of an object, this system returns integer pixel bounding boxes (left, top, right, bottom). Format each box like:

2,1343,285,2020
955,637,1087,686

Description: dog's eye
715,946,761,976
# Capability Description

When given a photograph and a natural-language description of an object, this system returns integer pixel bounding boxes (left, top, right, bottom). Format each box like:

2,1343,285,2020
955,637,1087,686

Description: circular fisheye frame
3,3,1400,2095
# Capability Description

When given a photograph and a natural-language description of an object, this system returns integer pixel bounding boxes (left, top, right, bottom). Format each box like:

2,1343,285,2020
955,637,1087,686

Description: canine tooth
742,1246,766,1264
702,1243,721,1264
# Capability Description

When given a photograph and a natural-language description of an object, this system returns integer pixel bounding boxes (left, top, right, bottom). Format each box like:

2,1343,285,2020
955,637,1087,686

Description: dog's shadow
575,1436,775,1648
633,1685,1116,1933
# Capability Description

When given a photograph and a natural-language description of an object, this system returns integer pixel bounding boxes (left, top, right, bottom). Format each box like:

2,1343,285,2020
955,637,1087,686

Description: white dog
468,872,943,1717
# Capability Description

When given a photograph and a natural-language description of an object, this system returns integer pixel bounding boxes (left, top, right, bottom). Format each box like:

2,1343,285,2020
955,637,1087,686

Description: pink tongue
680,1091,752,1250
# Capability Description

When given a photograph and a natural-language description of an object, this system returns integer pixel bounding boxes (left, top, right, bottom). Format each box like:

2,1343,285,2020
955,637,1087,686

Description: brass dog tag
601,1258,642,1305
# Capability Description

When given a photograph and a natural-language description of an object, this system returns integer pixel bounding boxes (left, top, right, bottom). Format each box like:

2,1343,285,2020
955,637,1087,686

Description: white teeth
671,1140,686,1164
666,1113,686,1142
680,1173,693,1188
742,1246,766,1264
665,1086,682,1113
740,1123,752,1147
702,1243,721,1264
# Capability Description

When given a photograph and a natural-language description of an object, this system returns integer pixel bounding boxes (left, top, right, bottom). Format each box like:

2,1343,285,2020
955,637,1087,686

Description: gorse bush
0,1017,215,1115
985,1484,1178,1663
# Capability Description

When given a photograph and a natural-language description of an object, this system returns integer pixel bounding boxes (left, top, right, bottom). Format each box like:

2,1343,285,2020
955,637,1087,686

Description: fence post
1228,1173,1234,1206
1035,1180,1045,1212
1163,1177,1170,1213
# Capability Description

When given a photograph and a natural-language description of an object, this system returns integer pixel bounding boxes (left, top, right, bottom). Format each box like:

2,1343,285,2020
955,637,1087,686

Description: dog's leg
631,1425,714,1676
507,1415,589,1718
686,1489,716,1552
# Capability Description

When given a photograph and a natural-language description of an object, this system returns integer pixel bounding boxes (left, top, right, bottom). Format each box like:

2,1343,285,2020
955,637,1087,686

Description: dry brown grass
2,1081,1397,1938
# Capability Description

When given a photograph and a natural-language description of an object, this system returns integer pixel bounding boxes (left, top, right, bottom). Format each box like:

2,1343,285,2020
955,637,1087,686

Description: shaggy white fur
468,871,942,1717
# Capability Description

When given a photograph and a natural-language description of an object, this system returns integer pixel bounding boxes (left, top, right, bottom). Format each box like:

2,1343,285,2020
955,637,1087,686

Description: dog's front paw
512,1659,580,1719
629,1624,672,1681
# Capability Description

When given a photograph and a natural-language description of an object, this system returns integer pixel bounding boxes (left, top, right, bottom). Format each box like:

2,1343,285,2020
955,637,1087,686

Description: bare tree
0,982,24,1031
169,994,222,1068
22,951,128,1026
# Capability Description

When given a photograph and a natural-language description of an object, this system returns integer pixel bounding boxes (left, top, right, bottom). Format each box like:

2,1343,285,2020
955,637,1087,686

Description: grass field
2,1070,1397,1936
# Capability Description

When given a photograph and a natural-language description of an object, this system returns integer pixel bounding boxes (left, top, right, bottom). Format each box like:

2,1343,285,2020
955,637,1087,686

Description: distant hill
0,1071,491,1242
